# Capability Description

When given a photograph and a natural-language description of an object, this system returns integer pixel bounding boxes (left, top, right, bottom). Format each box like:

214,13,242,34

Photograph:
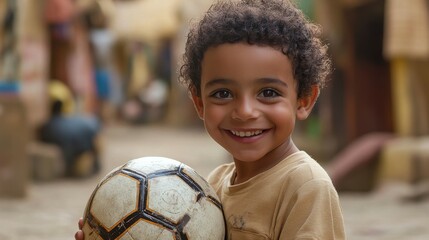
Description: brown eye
213,90,232,99
259,89,280,98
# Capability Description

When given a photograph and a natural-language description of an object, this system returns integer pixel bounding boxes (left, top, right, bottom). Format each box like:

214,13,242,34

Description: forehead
201,43,294,85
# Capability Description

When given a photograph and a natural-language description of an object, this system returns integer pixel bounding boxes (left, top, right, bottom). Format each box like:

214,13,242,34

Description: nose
231,97,259,121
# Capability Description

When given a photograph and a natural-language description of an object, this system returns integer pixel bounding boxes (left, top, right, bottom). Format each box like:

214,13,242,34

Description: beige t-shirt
208,151,346,240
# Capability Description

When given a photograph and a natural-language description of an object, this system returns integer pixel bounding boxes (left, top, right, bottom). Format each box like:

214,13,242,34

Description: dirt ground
1,125,428,240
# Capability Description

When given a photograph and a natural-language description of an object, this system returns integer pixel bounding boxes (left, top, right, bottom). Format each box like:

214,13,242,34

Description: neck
233,139,299,184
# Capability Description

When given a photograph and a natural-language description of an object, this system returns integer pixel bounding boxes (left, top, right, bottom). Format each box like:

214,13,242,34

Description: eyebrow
204,78,235,89
204,77,289,89
256,77,289,88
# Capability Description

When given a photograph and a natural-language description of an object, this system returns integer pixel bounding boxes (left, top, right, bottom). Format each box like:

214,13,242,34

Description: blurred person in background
38,80,102,178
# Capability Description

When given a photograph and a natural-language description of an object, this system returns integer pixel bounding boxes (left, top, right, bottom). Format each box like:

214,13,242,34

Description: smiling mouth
229,130,263,137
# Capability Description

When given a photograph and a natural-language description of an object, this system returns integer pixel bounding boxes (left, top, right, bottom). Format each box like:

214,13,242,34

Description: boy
76,0,345,239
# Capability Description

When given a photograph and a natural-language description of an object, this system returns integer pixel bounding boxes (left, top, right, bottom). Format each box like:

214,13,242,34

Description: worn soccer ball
82,156,225,240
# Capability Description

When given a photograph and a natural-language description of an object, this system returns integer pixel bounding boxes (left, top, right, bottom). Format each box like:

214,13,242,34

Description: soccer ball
82,156,225,240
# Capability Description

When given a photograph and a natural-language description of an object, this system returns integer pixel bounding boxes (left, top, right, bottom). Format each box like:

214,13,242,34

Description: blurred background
1,0,429,239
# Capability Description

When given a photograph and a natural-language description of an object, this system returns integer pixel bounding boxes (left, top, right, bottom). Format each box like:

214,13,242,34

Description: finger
78,218,84,229
75,230,84,240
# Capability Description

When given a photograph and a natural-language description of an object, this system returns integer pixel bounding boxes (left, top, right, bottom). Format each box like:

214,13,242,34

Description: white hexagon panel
118,219,175,240
82,221,103,240
90,174,139,230
147,175,198,223
183,197,225,239
124,157,181,175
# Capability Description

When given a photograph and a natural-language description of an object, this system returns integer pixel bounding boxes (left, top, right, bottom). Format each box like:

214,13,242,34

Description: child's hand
74,218,84,240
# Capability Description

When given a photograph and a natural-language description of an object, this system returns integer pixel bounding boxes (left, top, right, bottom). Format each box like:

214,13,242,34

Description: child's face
192,43,317,164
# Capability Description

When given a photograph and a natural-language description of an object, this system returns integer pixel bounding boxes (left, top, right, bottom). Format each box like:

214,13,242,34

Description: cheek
201,104,228,138
202,104,224,123
269,104,296,126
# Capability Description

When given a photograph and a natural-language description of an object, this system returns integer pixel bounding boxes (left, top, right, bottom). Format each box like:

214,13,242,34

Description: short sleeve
278,179,346,239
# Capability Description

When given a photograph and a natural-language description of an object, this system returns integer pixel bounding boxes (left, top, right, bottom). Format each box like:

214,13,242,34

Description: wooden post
390,58,413,136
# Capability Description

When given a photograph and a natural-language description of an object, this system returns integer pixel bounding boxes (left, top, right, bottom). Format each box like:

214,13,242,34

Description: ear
190,88,204,120
296,85,320,120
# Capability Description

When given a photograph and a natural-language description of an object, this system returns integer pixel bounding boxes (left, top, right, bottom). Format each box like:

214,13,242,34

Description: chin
231,153,264,163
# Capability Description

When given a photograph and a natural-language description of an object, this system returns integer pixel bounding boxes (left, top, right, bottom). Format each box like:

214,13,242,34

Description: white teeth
230,130,263,137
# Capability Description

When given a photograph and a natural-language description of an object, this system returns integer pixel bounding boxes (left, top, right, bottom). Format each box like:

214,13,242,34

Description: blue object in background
94,69,111,100
0,81,20,94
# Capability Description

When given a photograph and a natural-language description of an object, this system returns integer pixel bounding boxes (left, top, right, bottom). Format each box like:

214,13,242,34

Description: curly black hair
179,0,331,99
